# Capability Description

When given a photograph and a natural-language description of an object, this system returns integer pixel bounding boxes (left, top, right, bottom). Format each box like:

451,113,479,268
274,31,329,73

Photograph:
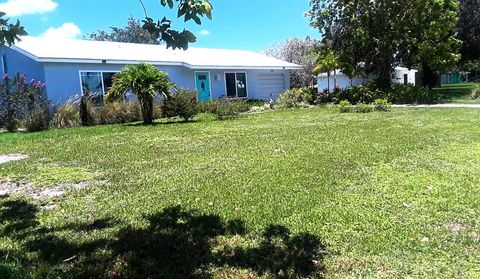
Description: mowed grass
435,82,480,103
0,108,479,278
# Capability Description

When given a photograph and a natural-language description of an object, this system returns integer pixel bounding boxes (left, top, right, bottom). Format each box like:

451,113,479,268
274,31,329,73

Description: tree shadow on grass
1,199,327,279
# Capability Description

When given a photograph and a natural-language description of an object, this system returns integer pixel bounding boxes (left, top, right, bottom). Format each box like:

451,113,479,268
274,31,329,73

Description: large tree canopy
264,37,323,88
308,0,460,89
86,18,158,44
0,12,27,46
457,0,480,64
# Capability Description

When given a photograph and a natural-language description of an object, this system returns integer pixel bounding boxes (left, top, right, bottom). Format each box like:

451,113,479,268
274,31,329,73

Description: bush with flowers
0,73,50,132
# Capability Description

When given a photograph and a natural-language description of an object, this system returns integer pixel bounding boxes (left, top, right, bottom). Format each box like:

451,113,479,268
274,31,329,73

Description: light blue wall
43,62,291,103
4,49,291,103
1,47,45,82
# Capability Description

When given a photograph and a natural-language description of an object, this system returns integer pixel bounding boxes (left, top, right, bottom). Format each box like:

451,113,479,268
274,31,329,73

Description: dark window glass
225,73,236,97
236,73,247,98
102,72,116,93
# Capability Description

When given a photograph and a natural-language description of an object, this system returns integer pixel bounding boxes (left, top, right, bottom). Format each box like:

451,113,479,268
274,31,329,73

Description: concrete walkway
393,104,480,109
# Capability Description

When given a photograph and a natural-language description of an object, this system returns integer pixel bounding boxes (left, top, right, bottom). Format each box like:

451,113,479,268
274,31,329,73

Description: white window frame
78,70,120,96
224,72,248,99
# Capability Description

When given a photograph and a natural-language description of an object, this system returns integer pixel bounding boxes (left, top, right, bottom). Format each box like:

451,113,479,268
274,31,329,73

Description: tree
457,0,480,72
107,63,172,124
308,0,460,90
86,18,158,44
313,49,339,94
264,37,323,88
140,0,213,50
0,12,27,46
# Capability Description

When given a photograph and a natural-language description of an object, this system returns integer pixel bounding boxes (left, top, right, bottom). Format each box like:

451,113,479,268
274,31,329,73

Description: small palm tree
107,63,172,124
313,50,339,94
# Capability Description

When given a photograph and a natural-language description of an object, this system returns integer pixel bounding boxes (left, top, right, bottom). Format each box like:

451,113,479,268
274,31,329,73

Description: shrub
388,84,438,104
338,100,354,113
161,89,199,121
79,93,96,126
356,102,374,113
373,98,391,112
276,88,314,108
98,101,142,125
214,98,247,120
471,85,480,100
50,101,80,129
333,83,384,104
0,73,50,132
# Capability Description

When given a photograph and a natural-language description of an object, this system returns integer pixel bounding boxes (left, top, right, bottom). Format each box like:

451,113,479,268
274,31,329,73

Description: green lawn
0,109,479,278
434,83,480,103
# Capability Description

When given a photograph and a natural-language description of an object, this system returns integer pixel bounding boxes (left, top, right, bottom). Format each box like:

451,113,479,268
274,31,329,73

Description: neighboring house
1,37,301,103
317,67,418,92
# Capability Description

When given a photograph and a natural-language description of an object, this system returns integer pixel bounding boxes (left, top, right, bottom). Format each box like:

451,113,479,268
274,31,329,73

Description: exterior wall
1,47,45,82
318,69,417,92
43,62,291,103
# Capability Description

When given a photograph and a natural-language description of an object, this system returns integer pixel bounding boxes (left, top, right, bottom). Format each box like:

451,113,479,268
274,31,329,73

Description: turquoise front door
195,72,211,101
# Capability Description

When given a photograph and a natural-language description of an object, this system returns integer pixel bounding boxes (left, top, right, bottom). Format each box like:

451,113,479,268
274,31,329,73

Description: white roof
12,36,301,70
317,67,417,78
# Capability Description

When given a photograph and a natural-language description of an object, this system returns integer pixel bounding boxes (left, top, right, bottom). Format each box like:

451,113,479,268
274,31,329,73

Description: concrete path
393,104,480,109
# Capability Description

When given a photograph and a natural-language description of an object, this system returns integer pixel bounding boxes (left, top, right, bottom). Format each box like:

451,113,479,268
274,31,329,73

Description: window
80,71,117,104
225,72,247,98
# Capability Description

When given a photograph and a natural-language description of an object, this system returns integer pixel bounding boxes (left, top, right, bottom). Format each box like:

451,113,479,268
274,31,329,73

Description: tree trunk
140,95,154,125
333,69,337,92
376,63,392,91
421,63,439,89
327,72,331,95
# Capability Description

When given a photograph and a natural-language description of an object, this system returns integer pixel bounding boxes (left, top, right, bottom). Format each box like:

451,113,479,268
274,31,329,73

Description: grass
0,108,479,278
434,82,480,103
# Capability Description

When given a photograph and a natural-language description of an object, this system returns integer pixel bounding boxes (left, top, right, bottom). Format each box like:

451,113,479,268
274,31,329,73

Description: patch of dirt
0,180,101,207
444,222,468,233
0,154,29,164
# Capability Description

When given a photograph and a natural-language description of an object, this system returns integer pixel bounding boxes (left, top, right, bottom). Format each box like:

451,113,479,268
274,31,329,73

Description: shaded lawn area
0,108,479,278
434,82,480,103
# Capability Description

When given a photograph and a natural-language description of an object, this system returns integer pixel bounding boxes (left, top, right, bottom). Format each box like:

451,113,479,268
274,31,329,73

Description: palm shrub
107,63,172,124
161,88,198,121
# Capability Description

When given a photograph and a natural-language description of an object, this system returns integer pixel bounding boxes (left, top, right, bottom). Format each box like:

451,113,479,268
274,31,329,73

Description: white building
317,67,418,92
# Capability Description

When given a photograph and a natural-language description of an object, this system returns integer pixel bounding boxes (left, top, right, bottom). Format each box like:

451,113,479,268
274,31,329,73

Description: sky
0,0,320,52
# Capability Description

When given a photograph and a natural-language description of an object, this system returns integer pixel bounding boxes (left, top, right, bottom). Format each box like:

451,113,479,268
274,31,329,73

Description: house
1,37,301,103
317,67,418,92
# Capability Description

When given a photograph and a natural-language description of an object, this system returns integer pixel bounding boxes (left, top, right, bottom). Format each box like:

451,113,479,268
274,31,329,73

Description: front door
195,72,211,101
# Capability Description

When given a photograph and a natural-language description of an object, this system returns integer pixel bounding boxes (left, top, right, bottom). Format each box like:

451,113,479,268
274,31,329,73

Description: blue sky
1,0,320,51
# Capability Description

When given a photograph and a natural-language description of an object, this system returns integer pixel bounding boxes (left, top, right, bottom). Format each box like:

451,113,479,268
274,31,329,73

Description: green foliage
356,102,374,113
108,63,172,125
471,85,480,100
387,84,439,104
86,17,158,44
97,101,142,125
141,0,213,50
161,88,199,121
276,88,314,108
50,101,80,129
308,0,461,89
373,98,391,112
332,83,438,104
0,12,28,46
337,100,353,113
79,93,96,126
197,98,248,120
313,49,339,93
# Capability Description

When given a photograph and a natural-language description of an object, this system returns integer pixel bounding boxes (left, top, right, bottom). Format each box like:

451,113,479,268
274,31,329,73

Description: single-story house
317,67,418,92
1,37,301,103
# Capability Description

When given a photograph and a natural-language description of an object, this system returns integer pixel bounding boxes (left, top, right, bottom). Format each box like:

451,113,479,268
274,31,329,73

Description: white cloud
0,0,58,17
41,23,81,39
199,30,211,36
